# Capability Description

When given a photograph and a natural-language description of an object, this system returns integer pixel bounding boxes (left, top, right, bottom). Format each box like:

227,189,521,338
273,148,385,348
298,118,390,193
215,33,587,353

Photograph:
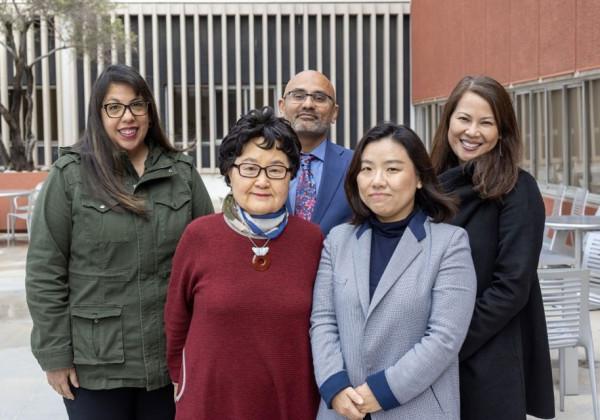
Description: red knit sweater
165,213,323,420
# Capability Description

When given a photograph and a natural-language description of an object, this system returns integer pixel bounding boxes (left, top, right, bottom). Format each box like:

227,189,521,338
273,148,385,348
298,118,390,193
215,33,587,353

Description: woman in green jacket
25,64,213,420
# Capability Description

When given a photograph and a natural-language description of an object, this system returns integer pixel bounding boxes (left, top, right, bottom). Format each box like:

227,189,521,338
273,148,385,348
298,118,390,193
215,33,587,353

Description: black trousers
63,384,175,420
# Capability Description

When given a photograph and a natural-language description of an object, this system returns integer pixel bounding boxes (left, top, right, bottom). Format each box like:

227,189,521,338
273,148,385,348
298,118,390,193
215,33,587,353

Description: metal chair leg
559,348,566,412
585,344,600,420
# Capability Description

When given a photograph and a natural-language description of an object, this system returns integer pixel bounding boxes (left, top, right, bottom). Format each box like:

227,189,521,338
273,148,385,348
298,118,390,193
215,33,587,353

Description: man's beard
292,120,329,139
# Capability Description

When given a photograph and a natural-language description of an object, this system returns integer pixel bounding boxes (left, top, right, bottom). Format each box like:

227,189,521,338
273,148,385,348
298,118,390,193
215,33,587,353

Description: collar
145,140,163,166
303,139,327,162
356,209,428,241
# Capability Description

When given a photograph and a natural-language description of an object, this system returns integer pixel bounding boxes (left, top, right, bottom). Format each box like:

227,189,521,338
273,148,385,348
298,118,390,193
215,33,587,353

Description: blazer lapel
312,141,345,224
368,228,423,318
352,227,372,318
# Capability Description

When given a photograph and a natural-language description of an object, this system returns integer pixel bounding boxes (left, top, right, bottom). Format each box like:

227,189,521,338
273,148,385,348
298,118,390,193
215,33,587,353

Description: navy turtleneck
368,208,418,300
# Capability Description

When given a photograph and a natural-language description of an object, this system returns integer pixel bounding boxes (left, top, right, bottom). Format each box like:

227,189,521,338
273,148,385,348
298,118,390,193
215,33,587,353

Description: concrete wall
411,0,600,102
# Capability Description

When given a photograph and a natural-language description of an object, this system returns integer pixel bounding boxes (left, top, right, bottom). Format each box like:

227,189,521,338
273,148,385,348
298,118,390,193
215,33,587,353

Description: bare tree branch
2,20,17,56
0,103,11,166
0,138,9,167
1,0,132,170
0,37,16,58
10,0,22,21
0,101,18,167
27,44,72,67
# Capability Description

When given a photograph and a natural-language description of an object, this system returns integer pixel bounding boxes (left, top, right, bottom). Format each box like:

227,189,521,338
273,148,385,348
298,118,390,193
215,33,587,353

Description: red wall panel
485,0,511,83
576,0,600,71
436,0,466,96
462,0,487,77
412,0,600,102
411,0,439,101
539,0,576,76
509,0,539,83
412,0,465,101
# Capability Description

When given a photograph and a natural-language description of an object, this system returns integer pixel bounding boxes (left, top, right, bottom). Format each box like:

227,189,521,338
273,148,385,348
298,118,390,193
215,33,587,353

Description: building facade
412,0,600,192
0,0,410,172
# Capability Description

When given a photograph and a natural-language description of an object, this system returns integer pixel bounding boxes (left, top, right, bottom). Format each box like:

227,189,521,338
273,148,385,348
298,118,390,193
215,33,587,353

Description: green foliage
0,0,134,170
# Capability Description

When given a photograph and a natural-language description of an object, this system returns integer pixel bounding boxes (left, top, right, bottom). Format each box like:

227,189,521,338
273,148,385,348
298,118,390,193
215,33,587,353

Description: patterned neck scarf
222,194,288,240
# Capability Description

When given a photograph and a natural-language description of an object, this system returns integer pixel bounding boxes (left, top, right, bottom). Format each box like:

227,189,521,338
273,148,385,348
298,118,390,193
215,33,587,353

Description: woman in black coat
430,75,555,420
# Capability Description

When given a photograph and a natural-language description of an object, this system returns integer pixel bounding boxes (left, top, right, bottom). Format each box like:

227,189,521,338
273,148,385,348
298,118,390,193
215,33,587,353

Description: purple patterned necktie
295,154,317,221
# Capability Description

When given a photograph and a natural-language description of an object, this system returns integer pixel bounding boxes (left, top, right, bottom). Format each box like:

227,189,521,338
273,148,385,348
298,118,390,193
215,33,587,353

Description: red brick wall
412,0,600,102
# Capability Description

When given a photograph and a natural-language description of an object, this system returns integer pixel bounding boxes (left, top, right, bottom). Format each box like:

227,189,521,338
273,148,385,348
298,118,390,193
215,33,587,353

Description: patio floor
1,241,598,420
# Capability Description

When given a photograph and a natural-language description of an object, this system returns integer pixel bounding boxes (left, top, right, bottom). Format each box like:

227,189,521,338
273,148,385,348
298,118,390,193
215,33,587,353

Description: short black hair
345,122,457,224
218,106,301,186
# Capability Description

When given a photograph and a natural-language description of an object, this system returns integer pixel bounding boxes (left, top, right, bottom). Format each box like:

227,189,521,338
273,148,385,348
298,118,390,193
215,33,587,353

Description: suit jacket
440,167,555,420
288,140,353,235
310,216,476,420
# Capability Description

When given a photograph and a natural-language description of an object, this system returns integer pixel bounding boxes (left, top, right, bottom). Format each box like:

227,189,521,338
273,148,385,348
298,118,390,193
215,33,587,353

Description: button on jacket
26,144,214,391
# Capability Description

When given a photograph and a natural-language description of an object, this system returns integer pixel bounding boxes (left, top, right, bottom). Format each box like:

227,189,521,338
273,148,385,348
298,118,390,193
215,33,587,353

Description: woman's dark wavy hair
345,122,457,225
430,75,521,199
219,106,301,186
74,64,175,215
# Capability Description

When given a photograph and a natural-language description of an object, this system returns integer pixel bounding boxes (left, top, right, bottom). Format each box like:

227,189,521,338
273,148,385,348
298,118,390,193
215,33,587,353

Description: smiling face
101,83,150,160
357,137,422,223
278,70,338,151
229,137,292,215
447,91,499,162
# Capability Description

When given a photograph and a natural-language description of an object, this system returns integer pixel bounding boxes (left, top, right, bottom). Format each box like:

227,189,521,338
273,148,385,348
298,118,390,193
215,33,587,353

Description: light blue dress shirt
288,139,327,212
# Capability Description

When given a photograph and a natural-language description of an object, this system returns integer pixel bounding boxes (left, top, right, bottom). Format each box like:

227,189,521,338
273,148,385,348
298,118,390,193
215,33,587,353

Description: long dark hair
75,64,175,214
345,122,457,224
430,75,521,199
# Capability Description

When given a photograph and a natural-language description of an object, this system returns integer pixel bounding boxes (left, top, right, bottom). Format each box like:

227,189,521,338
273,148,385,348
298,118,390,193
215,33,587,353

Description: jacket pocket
80,198,135,243
71,305,124,365
154,185,192,250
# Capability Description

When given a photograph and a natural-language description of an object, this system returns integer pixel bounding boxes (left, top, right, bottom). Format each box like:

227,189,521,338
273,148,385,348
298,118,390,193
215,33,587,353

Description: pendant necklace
249,236,271,271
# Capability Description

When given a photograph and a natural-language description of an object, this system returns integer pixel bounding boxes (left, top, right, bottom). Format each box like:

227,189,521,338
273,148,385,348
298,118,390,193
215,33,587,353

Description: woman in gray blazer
310,123,477,420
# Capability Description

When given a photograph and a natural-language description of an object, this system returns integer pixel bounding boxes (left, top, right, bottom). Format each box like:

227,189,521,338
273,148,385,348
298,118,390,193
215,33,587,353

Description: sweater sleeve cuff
319,370,352,409
366,370,401,411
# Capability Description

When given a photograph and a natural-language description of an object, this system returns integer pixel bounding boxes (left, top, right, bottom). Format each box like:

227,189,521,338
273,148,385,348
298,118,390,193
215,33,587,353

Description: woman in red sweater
164,106,323,420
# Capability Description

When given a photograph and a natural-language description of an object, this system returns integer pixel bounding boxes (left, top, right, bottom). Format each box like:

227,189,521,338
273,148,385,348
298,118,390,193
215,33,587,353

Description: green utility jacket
26,144,214,391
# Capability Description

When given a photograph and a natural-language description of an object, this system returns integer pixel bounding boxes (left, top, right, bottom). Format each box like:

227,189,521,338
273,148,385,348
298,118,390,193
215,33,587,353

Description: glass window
591,80,600,193
548,89,564,184
567,86,583,187
415,105,427,148
516,94,532,172
534,91,548,183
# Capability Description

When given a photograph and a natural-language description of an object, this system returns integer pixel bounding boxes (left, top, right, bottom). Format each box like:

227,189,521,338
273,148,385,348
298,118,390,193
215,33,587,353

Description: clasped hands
332,383,382,420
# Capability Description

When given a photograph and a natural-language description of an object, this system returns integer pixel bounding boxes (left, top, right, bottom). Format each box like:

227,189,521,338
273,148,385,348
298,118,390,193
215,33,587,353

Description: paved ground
1,240,599,419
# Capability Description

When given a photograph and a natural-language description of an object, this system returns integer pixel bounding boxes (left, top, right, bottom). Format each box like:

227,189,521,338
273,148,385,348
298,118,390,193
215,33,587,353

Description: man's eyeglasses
284,89,334,105
232,163,290,180
103,101,150,118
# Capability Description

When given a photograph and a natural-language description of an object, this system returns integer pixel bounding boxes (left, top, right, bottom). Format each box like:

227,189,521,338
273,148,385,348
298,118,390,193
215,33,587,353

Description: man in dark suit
279,70,353,235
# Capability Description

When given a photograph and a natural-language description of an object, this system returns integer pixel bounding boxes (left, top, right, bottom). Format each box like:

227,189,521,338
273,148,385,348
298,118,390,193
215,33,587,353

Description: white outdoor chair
538,268,599,419
543,184,567,250
570,186,590,216
539,184,575,268
6,181,44,245
550,186,590,256
583,232,600,309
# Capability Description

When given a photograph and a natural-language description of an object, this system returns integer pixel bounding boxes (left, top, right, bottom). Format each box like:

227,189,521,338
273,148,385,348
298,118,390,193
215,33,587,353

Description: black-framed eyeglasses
232,163,291,180
284,89,334,105
103,101,150,118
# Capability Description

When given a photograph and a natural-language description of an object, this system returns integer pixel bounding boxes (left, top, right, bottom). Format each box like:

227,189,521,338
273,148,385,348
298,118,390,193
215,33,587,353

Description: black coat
440,166,555,420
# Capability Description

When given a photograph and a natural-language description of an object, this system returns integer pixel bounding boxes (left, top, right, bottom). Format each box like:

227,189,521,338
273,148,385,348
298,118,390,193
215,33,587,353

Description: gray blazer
310,218,476,420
